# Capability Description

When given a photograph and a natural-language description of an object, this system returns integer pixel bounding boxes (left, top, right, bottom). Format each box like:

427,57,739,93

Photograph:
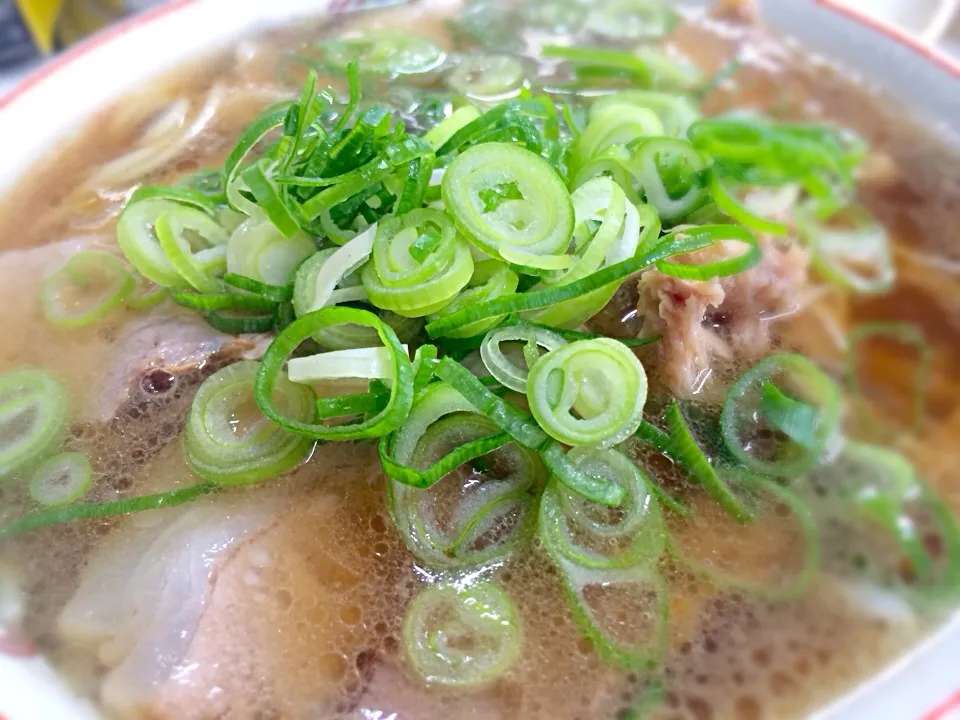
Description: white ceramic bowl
0,1,958,718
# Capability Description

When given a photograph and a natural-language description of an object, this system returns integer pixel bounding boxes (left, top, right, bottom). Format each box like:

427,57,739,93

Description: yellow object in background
10,0,135,56
14,0,63,53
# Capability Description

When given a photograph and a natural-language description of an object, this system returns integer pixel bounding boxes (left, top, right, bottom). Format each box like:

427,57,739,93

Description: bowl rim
0,0,958,114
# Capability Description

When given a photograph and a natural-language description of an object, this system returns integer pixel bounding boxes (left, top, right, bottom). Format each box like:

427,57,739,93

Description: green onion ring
0,368,67,481
40,251,135,328
527,338,648,448
28,452,93,507
403,581,522,687
480,324,568,392
538,447,664,570
255,307,414,440
721,354,842,478
654,224,761,280
186,361,315,486
442,142,574,271
388,412,543,568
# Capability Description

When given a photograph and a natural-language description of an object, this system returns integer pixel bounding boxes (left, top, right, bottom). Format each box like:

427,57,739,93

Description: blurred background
1,0,959,94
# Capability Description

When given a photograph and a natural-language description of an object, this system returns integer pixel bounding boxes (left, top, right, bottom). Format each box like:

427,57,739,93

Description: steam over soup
1,0,959,718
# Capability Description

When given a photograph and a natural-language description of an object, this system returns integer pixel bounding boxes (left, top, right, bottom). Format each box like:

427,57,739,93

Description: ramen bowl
0,1,958,718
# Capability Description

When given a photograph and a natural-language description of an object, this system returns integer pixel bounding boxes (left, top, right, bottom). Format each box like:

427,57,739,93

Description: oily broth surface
0,2,958,719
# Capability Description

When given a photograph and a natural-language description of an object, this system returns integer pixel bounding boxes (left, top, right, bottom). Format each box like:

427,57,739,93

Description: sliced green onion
811,443,960,601
240,162,301,239
28,452,93,506
668,473,820,601
538,447,664,569
590,91,699,139
380,382,511,489
316,30,446,76
118,199,219,289
759,383,820,451
0,483,216,538
721,354,842,478
655,224,761,280
185,361,315,486
427,260,519,339
425,229,714,338
294,229,374,316
431,357,624,506
798,204,895,294
403,581,522,687
543,44,652,87
361,209,473,317
202,309,277,334
396,155,436,215
288,345,406,383
223,273,294,303
425,106,482,150
222,106,288,216
556,558,668,670
255,307,414,440
572,103,664,176
847,322,931,436
635,46,703,91
40,251,134,328
525,178,660,328
584,0,677,40
707,169,789,236
630,137,707,221
362,239,473,318
227,219,317,287
527,338,648,448
388,412,543,568
665,402,753,523
129,184,221,215
170,290,275,313
448,55,525,100
127,272,168,310
155,210,229,293
442,142,574,271
0,369,66,481
480,324,568,392
841,443,934,580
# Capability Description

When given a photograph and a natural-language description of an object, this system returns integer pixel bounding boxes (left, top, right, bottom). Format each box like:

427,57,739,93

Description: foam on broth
0,2,958,719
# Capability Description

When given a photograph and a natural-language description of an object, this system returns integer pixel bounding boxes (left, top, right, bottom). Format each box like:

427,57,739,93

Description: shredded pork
637,235,811,396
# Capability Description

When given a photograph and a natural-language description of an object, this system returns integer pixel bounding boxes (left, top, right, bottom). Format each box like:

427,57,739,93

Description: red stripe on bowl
924,690,960,720
0,634,37,658
815,0,960,77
